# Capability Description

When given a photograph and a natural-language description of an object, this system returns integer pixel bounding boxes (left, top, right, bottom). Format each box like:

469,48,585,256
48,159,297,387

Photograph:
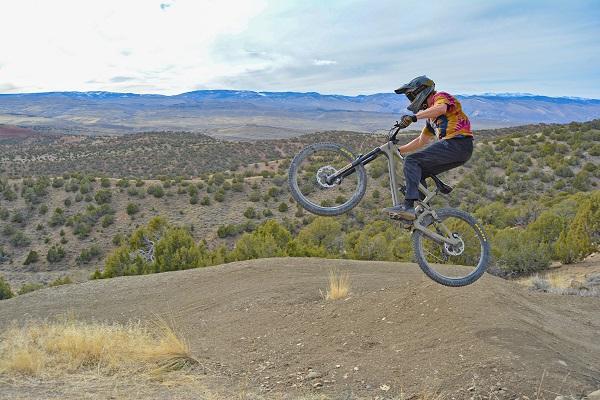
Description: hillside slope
1,258,598,399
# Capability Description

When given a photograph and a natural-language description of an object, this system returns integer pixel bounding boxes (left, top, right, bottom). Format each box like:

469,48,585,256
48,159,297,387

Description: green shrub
49,276,72,287
554,165,574,178
100,217,215,278
0,275,14,300
126,203,140,216
493,229,551,274
47,245,66,263
0,246,9,263
244,207,257,219
147,184,165,198
101,214,115,228
49,208,66,227
573,170,591,191
217,224,241,238
249,191,261,202
214,191,225,202
52,177,64,188
24,250,40,265
9,230,31,247
278,202,289,212
3,188,17,201
187,185,198,197
77,245,102,264
554,192,600,263
94,189,112,204
200,196,210,205
232,220,292,261
296,217,344,255
18,282,44,295
100,177,111,188
232,181,244,192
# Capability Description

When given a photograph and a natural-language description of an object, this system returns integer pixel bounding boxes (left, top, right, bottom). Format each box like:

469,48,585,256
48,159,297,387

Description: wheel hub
444,233,465,256
316,166,338,188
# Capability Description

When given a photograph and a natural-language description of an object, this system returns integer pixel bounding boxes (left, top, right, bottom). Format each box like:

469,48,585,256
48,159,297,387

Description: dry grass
324,268,350,300
0,317,196,378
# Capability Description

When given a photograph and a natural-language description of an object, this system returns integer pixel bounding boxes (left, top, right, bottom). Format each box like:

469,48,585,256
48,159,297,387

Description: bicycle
288,123,490,287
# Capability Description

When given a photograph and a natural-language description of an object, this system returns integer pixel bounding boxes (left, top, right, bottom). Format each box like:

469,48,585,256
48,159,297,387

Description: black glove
397,114,417,129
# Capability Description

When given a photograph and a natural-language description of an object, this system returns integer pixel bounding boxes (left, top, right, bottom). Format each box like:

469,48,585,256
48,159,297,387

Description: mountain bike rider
383,76,474,220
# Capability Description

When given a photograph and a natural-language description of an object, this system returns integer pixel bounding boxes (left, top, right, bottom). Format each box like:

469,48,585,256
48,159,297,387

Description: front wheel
288,142,367,216
412,208,490,287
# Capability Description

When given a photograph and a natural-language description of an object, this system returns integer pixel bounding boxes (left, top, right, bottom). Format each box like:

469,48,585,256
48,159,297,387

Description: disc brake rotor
444,233,465,256
316,166,338,188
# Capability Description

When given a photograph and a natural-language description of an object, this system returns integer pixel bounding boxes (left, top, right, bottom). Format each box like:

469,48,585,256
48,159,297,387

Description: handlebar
387,121,404,143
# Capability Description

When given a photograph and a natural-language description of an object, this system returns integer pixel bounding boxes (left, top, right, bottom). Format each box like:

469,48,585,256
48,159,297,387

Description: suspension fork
413,209,461,246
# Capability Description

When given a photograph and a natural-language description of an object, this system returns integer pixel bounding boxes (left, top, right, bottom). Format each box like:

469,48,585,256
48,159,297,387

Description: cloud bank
1,0,598,97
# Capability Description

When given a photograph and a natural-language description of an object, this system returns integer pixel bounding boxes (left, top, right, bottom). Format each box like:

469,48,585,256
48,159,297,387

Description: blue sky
1,0,599,97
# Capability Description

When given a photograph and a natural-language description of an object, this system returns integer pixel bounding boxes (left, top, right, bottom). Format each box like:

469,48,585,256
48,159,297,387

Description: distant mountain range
0,90,598,139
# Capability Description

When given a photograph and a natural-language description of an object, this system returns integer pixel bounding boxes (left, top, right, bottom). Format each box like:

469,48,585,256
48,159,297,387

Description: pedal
388,213,415,228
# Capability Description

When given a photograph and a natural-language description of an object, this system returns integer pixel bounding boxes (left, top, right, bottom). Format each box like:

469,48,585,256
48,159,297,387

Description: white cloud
0,0,267,94
0,0,598,97
313,59,337,66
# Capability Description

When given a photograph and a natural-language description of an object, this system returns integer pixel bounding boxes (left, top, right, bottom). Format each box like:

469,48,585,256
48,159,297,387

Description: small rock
335,364,341,368
380,384,390,392
467,386,475,392
313,381,323,388
353,366,359,371
587,390,600,400
306,371,321,380
569,280,584,289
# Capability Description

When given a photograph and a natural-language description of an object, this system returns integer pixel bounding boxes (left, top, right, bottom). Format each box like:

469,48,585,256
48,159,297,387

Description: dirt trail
1,258,599,399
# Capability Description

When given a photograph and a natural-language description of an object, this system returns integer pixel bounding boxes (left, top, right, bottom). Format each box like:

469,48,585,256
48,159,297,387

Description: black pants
404,137,473,200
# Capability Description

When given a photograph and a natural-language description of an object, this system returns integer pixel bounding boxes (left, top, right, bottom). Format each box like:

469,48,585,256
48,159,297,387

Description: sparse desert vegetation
324,268,350,300
0,121,599,291
0,318,194,376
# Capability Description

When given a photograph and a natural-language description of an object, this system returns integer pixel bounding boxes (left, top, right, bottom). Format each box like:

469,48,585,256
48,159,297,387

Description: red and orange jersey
422,92,473,140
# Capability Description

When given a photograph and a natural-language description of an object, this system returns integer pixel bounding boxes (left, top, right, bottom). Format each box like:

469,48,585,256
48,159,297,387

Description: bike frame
327,140,461,247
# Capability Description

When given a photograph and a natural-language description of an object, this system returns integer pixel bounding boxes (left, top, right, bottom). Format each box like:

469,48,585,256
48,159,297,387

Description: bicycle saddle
430,175,453,194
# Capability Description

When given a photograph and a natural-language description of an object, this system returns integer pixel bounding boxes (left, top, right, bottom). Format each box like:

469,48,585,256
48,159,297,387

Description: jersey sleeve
433,92,456,110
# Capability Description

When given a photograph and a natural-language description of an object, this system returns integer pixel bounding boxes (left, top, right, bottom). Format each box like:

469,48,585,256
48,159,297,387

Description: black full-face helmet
395,76,435,113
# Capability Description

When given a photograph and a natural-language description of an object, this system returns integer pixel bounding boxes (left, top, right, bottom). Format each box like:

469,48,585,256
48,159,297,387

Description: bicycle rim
413,208,489,286
290,144,364,214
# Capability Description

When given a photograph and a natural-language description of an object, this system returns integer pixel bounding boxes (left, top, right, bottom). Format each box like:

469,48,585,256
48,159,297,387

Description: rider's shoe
383,204,416,220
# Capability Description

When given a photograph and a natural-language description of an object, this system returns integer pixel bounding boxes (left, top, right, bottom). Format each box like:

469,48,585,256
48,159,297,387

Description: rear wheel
288,143,367,216
412,208,490,287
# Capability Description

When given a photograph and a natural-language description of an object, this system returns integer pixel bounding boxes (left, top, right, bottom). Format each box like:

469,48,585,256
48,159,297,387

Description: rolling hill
0,90,599,138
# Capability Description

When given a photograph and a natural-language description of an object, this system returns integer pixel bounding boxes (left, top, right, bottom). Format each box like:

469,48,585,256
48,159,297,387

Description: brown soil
1,257,599,399
0,125,36,138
